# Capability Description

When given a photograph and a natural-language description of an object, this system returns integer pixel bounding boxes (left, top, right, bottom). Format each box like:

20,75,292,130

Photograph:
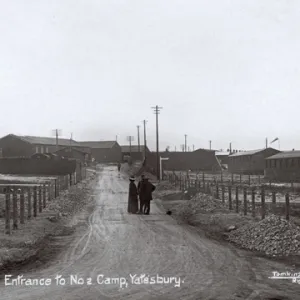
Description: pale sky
0,0,299,152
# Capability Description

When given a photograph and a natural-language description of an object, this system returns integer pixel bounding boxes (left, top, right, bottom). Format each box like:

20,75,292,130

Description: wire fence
165,171,300,221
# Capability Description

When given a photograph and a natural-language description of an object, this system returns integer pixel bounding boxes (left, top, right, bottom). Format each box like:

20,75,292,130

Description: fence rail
1,168,87,235
166,172,300,221
164,170,300,192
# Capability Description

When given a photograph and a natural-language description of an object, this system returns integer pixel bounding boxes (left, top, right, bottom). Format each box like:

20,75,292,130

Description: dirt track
0,166,299,300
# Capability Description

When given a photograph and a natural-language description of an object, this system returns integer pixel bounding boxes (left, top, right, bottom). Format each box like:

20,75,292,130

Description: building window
35,146,39,153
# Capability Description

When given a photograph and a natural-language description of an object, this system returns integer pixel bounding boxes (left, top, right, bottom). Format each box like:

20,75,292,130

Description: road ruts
0,166,298,300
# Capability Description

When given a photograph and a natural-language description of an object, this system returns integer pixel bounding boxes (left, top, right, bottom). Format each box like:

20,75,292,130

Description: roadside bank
0,170,98,274
154,181,300,267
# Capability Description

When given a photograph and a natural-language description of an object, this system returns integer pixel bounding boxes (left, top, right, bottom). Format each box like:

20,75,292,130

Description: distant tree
166,146,170,152
227,149,230,152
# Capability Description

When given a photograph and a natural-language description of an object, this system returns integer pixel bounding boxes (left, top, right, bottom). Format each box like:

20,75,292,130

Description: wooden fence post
258,175,261,185
228,186,232,210
222,185,225,203
216,183,219,199
221,172,223,184
202,172,205,187
57,178,60,195
285,193,290,221
251,188,256,217
231,173,234,185
5,188,11,235
27,188,32,219
20,189,25,224
54,179,57,197
248,174,251,185
13,189,18,230
261,187,265,220
38,185,42,213
272,191,276,214
69,174,72,186
43,184,46,208
179,176,182,190
243,187,247,215
33,186,37,217
47,183,51,201
235,186,239,213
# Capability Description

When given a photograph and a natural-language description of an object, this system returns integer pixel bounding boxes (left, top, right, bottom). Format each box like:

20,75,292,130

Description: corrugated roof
78,141,117,149
16,135,80,146
193,148,215,153
216,152,230,156
229,149,266,157
121,145,148,153
55,147,90,154
266,150,300,159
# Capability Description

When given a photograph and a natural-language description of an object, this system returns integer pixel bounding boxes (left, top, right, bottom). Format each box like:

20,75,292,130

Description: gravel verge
0,170,98,273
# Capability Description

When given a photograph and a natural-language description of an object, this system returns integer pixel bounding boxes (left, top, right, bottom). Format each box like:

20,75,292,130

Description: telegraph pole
126,136,134,156
184,134,187,152
70,132,73,150
209,140,212,150
151,105,163,180
137,125,140,153
56,129,58,150
142,120,147,161
193,144,195,151
52,129,61,151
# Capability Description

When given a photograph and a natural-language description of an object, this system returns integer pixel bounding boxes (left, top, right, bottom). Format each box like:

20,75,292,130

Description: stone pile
173,193,228,223
46,172,97,216
227,214,300,256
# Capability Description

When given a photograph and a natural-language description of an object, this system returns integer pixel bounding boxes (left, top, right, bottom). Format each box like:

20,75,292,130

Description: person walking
143,177,156,215
137,174,146,214
117,162,121,172
128,176,138,214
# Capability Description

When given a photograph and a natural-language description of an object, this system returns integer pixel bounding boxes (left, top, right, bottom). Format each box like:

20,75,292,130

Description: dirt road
0,166,299,300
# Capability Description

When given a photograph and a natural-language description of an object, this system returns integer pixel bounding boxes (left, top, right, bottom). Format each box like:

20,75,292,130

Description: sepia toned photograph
0,1,299,299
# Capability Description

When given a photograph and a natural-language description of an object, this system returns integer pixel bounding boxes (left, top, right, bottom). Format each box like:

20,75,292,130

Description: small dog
166,210,172,215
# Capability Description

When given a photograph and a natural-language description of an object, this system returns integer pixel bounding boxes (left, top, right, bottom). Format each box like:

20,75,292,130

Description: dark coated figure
128,176,138,214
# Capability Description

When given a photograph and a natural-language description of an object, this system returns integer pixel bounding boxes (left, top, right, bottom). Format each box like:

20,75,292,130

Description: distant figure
142,177,156,215
117,162,121,172
128,176,138,214
137,174,146,214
